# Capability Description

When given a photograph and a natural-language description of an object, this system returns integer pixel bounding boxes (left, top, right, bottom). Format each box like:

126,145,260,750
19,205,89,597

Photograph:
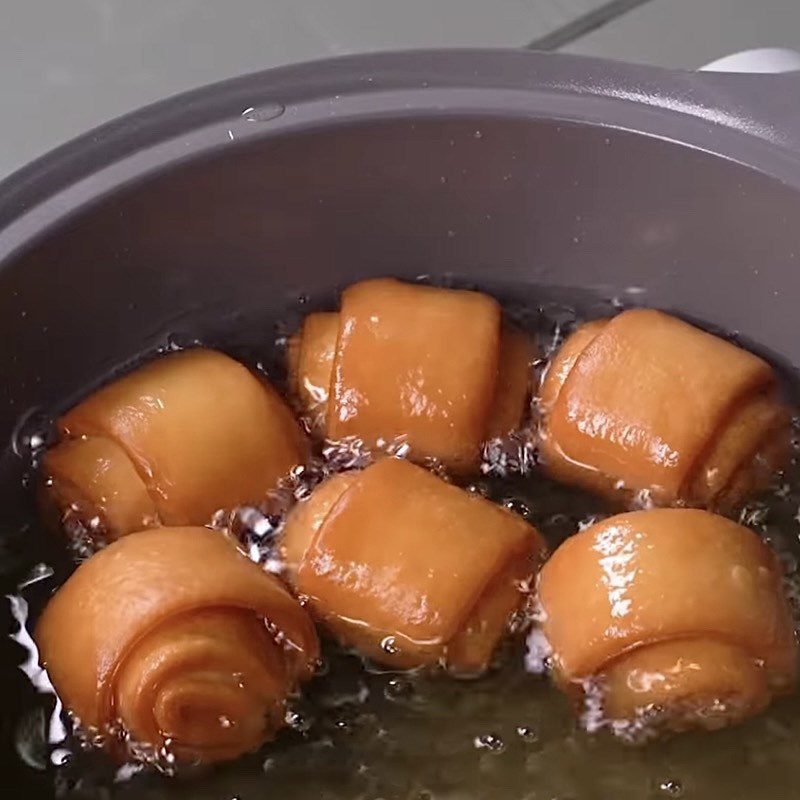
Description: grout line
525,0,657,51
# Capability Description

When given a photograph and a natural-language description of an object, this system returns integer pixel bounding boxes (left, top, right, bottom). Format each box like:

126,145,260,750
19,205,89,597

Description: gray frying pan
2,49,800,798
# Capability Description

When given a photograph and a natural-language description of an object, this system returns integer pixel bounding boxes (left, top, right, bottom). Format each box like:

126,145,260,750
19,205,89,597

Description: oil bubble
384,677,414,701
11,406,52,463
516,725,538,744
473,733,504,753
658,779,684,797
380,636,399,655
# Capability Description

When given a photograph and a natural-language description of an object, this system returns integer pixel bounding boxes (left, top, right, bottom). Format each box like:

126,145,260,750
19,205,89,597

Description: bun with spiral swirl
36,527,319,763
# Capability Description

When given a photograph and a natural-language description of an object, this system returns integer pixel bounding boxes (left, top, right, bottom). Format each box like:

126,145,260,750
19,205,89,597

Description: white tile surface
0,0,611,178
561,0,800,69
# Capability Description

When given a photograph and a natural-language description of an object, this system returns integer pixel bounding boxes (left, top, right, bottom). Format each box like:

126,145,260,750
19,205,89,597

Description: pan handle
676,49,800,154
700,47,800,74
